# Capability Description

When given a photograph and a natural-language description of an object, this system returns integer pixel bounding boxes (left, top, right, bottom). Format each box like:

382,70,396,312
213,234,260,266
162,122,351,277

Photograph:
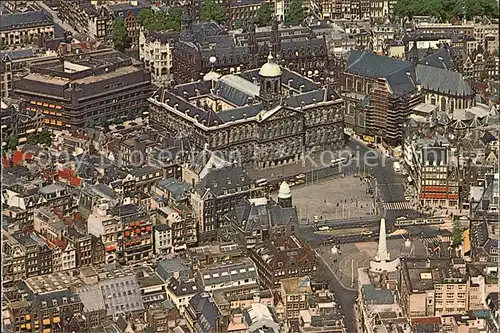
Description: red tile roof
2,151,33,167
45,168,82,187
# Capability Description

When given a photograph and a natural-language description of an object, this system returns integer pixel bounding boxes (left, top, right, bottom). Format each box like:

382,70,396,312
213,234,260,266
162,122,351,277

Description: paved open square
317,238,427,290
283,176,375,221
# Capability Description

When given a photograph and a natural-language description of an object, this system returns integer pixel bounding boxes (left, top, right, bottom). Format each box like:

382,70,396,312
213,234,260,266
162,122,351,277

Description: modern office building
14,49,151,128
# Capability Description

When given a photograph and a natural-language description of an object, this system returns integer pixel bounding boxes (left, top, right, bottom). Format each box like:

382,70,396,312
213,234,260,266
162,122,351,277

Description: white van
393,161,401,173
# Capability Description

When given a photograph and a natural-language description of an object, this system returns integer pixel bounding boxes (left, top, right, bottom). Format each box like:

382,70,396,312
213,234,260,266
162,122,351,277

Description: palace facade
150,55,344,169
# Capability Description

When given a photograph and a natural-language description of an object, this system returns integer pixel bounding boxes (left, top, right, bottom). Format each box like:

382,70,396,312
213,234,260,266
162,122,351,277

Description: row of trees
2,130,52,156
138,8,184,31
113,7,184,51
393,0,499,22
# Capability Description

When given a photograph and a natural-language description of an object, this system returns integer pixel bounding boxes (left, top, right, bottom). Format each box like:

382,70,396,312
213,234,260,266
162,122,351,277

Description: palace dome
259,53,281,77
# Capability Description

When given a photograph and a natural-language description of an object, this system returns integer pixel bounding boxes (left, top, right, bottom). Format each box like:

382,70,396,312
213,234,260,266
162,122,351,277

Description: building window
430,95,436,105
441,97,446,112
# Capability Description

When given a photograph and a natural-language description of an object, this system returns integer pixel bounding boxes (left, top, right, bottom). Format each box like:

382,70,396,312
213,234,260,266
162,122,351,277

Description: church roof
416,64,473,96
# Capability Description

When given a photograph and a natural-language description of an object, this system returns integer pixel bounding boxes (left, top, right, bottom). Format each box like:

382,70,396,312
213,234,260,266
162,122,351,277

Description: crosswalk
382,201,414,211
422,237,441,247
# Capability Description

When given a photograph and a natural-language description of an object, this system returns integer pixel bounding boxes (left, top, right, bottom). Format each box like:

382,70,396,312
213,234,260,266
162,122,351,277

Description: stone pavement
283,176,376,222
317,238,426,289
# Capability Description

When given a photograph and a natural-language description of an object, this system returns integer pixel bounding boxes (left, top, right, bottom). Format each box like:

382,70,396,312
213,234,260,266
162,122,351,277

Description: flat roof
23,73,69,86
72,65,141,85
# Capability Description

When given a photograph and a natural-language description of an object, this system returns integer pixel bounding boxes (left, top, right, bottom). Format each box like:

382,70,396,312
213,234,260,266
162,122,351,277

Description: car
361,230,373,236
367,143,375,148
396,216,407,221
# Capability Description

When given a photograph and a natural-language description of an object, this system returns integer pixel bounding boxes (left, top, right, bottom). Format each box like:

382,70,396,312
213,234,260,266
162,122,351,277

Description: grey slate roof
156,256,191,281
235,198,298,232
362,285,394,304
155,177,193,201
39,183,66,195
418,48,454,70
198,166,253,196
416,64,473,96
215,75,259,106
99,275,144,316
188,293,221,332
167,277,200,297
0,11,53,30
76,284,106,312
346,50,416,95
93,183,118,199
150,66,338,128
1,48,37,61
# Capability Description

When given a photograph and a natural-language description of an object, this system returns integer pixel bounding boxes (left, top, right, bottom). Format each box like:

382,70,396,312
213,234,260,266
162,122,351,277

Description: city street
37,1,79,36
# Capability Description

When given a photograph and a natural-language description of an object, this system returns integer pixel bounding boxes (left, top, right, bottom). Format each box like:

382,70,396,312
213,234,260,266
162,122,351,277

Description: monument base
369,258,400,273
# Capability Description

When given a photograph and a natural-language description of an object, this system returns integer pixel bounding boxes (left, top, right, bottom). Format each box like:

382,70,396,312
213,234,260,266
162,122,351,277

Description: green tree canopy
286,0,306,24
202,0,227,24
139,8,183,31
6,134,18,152
113,18,130,51
255,3,273,27
233,18,244,29
452,220,463,247
27,129,52,147
394,0,499,21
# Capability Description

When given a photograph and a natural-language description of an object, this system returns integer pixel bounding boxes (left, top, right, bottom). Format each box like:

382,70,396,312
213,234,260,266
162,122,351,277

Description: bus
330,157,347,167
256,178,267,187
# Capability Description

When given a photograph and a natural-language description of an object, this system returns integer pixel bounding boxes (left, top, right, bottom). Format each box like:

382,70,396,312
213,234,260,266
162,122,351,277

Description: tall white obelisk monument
370,218,400,273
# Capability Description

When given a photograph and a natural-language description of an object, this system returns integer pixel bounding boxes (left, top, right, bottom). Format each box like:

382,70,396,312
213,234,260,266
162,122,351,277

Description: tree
27,130,52,147
0,40,5,50
202,0,227,24
255,4,273,27
233,19,244,29
286,0,306,24
393,0,499,21
113,18,130,51
166,7,183,31
6,134,18,151
138,8,154,26
452,220,463,247
139,7,183,31
38,130,52,147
